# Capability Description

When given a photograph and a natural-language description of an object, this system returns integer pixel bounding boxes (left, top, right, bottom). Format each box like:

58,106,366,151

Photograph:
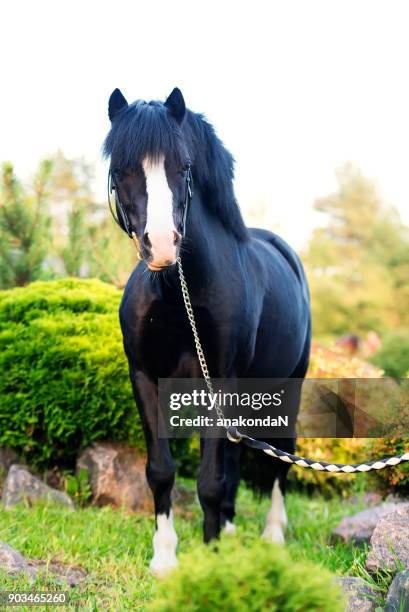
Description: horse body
121,226,309,381
104,87,311,574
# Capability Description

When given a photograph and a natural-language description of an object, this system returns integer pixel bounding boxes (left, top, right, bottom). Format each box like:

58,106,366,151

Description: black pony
104,87,311,575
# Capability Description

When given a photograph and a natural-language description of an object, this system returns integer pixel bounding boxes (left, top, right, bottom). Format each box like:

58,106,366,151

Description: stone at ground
385,571,409,611
332,502,409,544
77,442,152,512
28,560,87,587
2,465,74,509
345,492,383,508
0,542,36,579
366,505,409,572
0,541,86,586
45,466,65,491
0,448,18,475
337,576,379,611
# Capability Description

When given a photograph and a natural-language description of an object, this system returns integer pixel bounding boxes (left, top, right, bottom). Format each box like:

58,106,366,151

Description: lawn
0,480,389,610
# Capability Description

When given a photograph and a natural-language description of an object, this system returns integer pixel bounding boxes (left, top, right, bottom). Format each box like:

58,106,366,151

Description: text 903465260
0,592,68,606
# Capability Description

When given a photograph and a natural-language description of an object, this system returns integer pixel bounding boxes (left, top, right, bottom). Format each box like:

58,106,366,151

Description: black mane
103,100,248,241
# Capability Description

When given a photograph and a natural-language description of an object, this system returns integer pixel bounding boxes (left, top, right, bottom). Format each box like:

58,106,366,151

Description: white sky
1,0,408,248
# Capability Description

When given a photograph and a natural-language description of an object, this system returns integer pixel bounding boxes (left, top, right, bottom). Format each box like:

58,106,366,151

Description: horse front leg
198,437,225,542
130,369,177,575
221,440,241,534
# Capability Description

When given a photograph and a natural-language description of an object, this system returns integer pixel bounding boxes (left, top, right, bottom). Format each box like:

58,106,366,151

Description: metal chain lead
176,257,226,424
176,256,409,472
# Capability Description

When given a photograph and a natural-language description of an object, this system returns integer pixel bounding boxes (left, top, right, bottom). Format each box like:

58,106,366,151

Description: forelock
103,100,185,169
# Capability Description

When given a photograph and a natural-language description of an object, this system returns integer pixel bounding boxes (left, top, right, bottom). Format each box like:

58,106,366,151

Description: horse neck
180,190,246,293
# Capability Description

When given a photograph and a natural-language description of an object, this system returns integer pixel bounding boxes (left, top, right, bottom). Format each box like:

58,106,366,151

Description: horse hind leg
261,383,300,544
262,470,289,544
262,344,310,545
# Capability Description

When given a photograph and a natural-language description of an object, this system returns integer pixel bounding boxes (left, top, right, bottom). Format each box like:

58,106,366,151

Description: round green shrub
150,537,344,612
0,279,143,468
369,328,409,377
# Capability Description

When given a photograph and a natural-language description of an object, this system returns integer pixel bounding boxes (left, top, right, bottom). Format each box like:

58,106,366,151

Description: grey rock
337,576,379,611
366,505,409,572
28,560,87,587
385,571,409,611
332,502,409,544
0,542,86,586
77,442,152,512
345,492,383,508
0,542,36,579
2,465,74,509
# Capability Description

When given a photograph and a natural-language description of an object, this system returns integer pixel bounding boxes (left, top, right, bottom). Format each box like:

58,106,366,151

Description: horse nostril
173,231,181,246
142,232,152,249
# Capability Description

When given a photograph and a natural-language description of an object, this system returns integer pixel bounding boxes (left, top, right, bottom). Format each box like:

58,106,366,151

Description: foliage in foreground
0,278,142,468
150,537,344,612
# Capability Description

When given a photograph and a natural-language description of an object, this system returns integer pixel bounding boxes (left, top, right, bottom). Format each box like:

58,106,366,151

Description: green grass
0,482,389,610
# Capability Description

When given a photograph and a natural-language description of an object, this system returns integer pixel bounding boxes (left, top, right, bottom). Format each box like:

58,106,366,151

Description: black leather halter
107,165,193,251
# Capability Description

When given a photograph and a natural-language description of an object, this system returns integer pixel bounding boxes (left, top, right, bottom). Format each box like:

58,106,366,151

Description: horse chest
128,302,199,376
129,299,237,378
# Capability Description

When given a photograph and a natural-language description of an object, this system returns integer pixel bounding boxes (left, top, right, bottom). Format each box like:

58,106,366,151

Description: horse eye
178,164,190,176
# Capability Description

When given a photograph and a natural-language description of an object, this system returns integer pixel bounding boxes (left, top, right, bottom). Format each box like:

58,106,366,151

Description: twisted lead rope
177,256,409,474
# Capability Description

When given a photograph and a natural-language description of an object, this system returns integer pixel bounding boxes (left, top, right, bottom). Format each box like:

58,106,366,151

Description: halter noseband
107,164,193,257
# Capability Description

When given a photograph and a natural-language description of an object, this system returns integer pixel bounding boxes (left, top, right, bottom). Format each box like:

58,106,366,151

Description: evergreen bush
150,537,343,611
0,278,142,467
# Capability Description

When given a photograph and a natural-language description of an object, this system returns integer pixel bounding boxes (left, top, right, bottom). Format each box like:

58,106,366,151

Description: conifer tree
0,161,52,288
304,163,409,336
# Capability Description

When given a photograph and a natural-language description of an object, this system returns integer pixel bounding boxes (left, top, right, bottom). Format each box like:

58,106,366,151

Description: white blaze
262,479,287,544
150,511,178,576
143,156,177,268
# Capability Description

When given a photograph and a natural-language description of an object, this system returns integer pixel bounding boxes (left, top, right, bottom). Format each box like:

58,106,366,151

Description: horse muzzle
143,230,181,271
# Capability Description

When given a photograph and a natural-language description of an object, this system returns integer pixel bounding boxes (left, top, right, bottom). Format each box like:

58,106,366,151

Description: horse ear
108,88,128,121
165,87,186,123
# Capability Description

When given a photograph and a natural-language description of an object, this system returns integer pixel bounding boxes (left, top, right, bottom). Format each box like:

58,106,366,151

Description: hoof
223,520,237,535
262,524,285,545
150,555,178,578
